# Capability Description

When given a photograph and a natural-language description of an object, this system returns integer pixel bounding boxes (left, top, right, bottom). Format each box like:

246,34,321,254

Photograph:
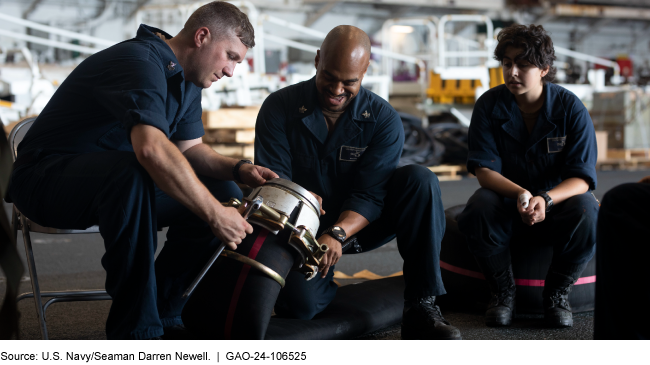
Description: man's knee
111,154,154,190
388,165,441,205
392,164,440,189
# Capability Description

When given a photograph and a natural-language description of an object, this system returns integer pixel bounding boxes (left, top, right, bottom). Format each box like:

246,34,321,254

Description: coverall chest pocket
337,145,367,175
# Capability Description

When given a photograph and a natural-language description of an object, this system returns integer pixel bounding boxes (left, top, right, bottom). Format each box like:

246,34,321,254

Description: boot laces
418,299,448,325
548,286,572,308
491,282,515,306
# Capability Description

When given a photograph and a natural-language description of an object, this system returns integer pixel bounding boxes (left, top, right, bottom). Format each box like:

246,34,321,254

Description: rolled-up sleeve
92,58,169,140
254,92,293,180
172,92,204,141
340,108,404,223
561,102,598,190
467,95,502,174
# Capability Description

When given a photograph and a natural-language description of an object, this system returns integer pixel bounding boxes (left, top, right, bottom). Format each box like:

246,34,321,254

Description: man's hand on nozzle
211,205,254,250
308,191,326,216
239,164,279,188
317,234,342,278
639,176,650,184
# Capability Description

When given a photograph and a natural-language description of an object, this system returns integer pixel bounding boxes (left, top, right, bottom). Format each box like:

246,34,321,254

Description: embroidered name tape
547,136,567,153
339,146,367,161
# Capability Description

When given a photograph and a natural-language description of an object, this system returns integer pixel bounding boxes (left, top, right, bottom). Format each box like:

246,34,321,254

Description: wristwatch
321,226,347,244
539,192,554,212
232,159,252,184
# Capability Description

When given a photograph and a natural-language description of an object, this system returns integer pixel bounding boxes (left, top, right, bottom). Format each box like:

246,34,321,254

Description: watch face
330,226,346,240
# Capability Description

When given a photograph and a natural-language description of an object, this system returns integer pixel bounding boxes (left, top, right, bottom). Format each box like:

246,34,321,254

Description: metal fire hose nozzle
222,195,329,280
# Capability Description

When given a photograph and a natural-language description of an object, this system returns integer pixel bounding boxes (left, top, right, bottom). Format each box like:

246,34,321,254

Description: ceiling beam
22,0,45,19
304,1,339,27
574,18,613,44
553,3,650,20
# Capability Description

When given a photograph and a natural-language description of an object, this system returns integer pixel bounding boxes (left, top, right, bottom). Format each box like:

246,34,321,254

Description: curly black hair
494,24,556,83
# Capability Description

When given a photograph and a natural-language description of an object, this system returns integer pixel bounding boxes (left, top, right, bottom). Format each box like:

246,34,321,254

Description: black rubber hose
182,225,298,339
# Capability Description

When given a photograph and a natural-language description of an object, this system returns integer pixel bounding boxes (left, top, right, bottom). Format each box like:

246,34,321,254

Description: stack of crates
426,67,504,104
590,90,650,150
201,106,259,160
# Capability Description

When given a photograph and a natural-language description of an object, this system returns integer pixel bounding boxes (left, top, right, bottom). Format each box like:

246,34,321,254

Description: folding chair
8,117,111,340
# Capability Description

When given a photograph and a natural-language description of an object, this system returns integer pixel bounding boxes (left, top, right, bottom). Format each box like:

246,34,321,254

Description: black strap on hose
341,235,361,254
0,131,24,339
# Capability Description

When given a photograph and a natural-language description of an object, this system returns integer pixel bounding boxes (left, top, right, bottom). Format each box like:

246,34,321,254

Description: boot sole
401,325,462,340
486,309,514,327
486,318,512,327
545,318,573,328
545,312,573,328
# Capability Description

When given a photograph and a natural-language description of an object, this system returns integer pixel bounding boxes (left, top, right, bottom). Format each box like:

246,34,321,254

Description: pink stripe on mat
440,260,596,287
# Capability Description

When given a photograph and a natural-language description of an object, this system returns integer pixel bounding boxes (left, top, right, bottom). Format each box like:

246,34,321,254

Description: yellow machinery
427,67,504,104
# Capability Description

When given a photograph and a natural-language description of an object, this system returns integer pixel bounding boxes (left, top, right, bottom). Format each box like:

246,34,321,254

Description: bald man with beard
254,26,461,340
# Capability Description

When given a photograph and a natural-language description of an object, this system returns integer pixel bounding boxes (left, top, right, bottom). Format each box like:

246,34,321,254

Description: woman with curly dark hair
457,24,599,328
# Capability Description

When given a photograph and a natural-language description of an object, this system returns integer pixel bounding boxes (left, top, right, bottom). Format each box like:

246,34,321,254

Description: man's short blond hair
184,1,255,48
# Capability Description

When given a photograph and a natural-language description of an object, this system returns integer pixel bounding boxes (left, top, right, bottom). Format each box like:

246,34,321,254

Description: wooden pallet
202,106,260,129
208,143,254,160
597,158,650,170
598,148,650,170
203,128,255,144
606,148,650,160
427,164,463,181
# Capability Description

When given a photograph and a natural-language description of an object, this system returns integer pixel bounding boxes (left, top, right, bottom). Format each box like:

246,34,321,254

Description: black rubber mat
264,276,404,340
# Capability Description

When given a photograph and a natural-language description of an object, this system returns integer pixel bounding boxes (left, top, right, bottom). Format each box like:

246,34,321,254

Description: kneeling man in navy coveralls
254,25,461,340
7,2,278,339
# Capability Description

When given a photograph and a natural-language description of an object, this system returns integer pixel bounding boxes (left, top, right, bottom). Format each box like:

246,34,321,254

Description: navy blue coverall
457,83,599,271
7,25,236,339
254,77,447,320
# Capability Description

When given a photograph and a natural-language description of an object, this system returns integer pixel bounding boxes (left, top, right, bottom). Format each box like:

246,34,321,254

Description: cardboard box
202,106,260,129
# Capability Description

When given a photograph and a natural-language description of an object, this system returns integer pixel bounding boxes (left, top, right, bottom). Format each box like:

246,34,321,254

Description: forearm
183,143,240,181
547,177,589,204
475,167,527,199
332,210,370,237
132,125,223,224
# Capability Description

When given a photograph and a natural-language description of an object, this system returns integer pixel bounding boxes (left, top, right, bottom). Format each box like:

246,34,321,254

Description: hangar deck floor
1,169,647,340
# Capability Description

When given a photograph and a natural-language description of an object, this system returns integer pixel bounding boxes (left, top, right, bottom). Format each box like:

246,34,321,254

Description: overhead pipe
0,12,114,47
554,46,620,77
0,28,100,55
438,14,493,69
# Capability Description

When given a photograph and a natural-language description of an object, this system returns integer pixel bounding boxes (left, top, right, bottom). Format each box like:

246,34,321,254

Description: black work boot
483,266,516,327
542,265,585,328
401,296,462,340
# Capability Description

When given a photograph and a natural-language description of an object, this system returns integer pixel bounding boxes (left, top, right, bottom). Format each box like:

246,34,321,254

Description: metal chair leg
11,206,19,246
20,214,49,340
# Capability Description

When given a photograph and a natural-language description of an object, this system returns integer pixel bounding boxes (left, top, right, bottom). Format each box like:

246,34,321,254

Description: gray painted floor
1,169,647,340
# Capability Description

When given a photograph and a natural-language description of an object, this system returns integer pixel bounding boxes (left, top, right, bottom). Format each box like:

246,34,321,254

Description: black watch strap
322,226,347,243
232,159,252,184
540,192,553,212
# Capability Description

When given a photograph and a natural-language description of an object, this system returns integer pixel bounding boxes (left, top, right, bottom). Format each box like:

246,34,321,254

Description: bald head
320,25,371,65
314,26,371,112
